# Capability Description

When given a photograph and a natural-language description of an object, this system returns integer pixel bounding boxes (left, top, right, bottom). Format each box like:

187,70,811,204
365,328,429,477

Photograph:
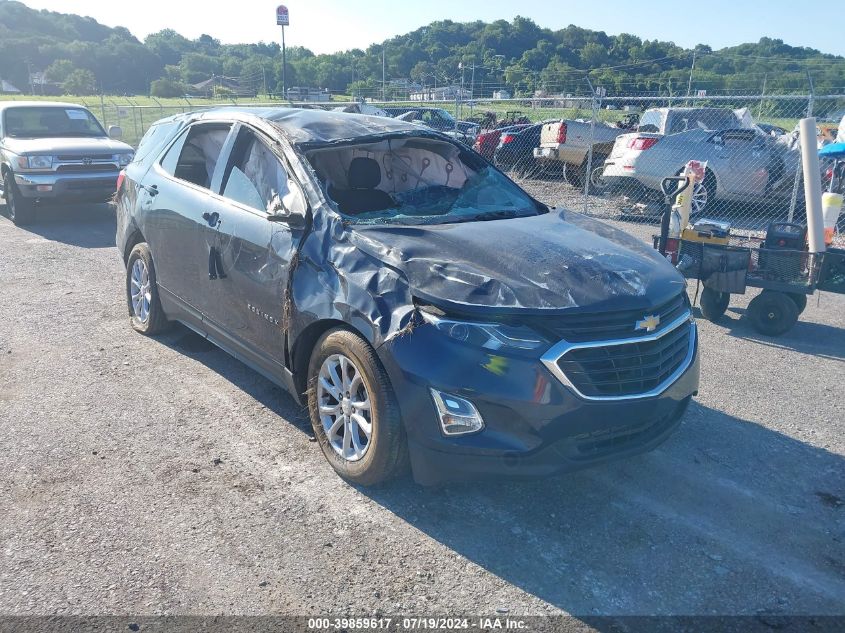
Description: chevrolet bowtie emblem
635,314,660,332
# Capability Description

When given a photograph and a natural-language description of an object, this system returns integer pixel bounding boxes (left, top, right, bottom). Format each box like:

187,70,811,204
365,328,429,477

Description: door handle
202,211,220,227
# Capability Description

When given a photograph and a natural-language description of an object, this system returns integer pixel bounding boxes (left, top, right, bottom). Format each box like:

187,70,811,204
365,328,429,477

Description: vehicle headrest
348,157,381,190
5,112,24,130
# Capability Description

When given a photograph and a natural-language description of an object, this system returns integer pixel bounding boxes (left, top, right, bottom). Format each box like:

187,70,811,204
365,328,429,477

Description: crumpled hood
4,136,134,156
351,210,685,314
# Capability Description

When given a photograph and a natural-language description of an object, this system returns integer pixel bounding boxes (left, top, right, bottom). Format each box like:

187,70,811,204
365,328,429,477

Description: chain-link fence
456,94,845,244
85,92,844,243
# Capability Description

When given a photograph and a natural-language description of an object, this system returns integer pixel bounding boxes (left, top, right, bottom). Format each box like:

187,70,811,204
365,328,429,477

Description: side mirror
108,125,123,140
267,207,307,228
266,190,307,228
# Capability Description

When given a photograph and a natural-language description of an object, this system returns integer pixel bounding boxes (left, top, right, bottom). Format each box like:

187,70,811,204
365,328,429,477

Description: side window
159,123,231,189
221,130,305,216
135,121,180,164
638,110,664,134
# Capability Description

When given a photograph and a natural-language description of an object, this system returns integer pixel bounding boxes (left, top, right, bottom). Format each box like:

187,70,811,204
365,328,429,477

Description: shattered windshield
307,136,542,226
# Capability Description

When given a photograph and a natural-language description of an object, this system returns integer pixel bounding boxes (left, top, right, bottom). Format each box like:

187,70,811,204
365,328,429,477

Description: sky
16,0,845,57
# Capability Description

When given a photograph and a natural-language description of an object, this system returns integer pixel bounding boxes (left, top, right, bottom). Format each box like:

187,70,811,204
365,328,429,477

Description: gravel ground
0,201,843,626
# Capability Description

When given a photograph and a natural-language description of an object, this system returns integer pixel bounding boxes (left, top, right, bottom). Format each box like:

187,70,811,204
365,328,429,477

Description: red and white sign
276,5,289,26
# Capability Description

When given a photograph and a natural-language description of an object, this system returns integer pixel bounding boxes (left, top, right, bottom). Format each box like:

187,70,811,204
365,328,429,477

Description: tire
699,287,730,322
563,161,586,188
307,328,408,486
676,168,716,218
588,164,608,193
747,290,799,336
787,292,808,315
125,243,170,335
4,172,35,226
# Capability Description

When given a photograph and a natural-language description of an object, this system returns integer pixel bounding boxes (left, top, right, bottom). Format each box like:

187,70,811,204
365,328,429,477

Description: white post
798,117,826,253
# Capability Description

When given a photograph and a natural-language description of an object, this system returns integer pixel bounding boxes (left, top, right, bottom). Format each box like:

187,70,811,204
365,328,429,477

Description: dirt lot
0,202,844,626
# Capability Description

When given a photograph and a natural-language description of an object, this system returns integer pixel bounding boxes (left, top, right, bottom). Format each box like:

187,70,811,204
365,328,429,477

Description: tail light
501,134,516,145
825,167,833,180
116,170,126,193
627,137,659,151
557,122,567,145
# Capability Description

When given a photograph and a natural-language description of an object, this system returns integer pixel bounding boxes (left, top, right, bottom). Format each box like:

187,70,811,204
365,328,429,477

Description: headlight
419,311,544,351
26,155,53,169
117,152,134,167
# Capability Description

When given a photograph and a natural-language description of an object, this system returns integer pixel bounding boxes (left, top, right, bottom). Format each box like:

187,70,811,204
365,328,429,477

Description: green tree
44,59,76,83
150,78,187,98
63,69,96,95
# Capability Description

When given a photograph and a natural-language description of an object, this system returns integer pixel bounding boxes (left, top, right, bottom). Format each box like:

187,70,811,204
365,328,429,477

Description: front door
199,124,307,365
143,122,233,310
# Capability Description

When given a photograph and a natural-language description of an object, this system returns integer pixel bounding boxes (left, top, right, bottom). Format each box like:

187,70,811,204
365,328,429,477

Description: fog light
430,389,484,436
36,185,53,193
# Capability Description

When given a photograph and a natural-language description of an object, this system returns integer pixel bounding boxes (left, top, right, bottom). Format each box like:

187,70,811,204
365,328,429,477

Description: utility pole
276,5,289,100
262,64,267,98
758,73,767,118
686,50,696,98
382,47,386,102
470,63,476,116
26,60,34,95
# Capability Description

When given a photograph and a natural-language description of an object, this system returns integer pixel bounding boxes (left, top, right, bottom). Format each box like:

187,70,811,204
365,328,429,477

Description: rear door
198,123,308,365
708,130,769,196
141,122,233,310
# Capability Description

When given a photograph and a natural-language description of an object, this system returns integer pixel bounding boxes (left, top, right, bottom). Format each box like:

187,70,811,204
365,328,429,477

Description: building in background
286,87,332,102
1,79,22,95
409,85,472,102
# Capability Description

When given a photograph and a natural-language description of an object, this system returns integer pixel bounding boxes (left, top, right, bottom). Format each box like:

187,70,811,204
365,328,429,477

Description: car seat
330,157,394,214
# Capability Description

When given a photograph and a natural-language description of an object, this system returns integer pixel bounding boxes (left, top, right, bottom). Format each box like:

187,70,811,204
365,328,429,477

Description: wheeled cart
655,235,845,336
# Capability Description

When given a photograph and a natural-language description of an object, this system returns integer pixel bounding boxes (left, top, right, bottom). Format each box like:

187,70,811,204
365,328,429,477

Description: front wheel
4,172,35,226
126,243,170,335
699,287,730,322
308,329,408,486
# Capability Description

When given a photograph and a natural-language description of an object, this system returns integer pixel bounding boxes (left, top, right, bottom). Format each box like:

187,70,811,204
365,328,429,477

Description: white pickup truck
533,119,630,186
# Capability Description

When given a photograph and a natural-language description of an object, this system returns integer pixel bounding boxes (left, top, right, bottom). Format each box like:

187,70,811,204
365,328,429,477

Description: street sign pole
276,5,289,100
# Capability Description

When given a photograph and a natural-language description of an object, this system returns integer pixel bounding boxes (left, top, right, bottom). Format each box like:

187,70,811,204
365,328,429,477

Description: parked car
602,107,801,216
493,122,565,179
115,107,699,486
382,106,480,142
533,118,628,186
0,101,134,225
473,124,530,161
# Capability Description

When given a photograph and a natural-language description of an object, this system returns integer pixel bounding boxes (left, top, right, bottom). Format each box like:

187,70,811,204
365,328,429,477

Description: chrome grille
541,311,695,401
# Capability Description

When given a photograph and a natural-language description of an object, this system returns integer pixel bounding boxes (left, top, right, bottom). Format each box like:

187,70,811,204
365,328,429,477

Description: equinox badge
635,314,660,333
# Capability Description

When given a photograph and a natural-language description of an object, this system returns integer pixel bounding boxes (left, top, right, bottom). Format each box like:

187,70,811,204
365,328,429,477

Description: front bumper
379,320,700,485
14,170,119,202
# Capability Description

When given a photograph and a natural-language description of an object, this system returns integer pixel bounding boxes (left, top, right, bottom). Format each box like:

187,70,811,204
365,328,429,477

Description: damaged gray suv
115,107,699,486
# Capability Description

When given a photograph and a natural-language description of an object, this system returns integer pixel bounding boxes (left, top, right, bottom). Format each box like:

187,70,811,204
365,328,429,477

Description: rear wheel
307,328,408,486
4,172,35,226
699,287,730,322
126,243,170,335
747,290,799,336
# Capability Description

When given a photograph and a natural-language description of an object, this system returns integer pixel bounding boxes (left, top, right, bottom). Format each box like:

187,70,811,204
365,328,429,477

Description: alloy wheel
316,354,372,462
130,258,152,324
690,181,709,215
